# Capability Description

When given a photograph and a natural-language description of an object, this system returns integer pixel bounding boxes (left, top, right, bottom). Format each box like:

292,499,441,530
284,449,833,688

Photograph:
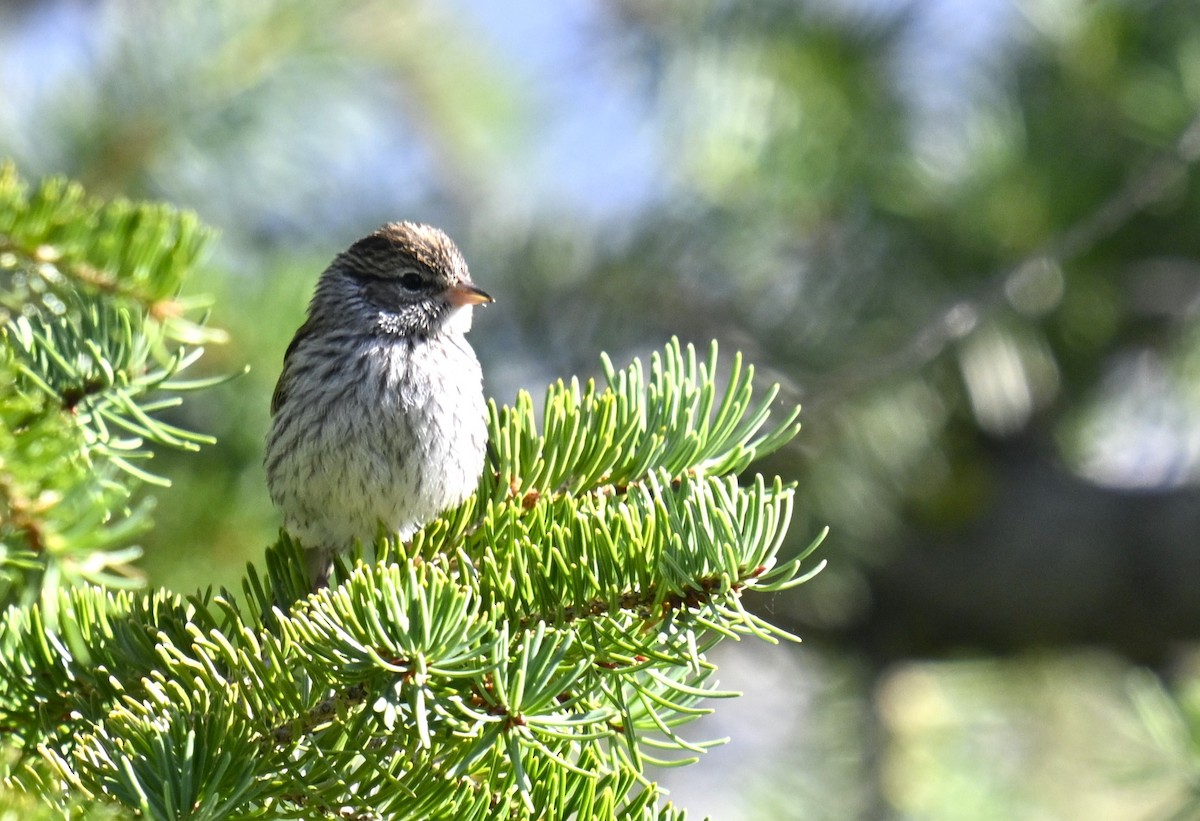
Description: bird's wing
270,320,317,416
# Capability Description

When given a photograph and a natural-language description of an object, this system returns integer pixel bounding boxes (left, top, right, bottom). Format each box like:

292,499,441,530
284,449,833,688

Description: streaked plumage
265,222,492,585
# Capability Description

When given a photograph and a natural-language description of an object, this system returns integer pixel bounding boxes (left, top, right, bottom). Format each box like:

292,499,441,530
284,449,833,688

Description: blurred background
5,0,1200,817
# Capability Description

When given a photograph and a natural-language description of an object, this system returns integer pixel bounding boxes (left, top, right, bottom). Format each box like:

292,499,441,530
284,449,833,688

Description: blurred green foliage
6,0,1200,817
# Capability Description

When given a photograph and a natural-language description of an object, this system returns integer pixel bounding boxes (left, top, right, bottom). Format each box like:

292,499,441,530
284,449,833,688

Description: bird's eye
399,272,425,291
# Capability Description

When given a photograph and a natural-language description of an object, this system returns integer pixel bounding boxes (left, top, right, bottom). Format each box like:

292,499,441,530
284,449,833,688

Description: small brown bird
264,222,492,585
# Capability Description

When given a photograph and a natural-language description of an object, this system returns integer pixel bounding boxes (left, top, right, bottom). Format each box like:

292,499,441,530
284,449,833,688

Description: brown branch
0,236,182,320
0,468,46,553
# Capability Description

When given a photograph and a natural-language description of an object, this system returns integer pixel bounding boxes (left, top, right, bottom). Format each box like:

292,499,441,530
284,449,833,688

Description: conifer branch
3,338,823,819
1,164,227,607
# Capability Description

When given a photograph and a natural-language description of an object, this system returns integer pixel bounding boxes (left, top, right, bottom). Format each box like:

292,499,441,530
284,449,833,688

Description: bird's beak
447,283,494,307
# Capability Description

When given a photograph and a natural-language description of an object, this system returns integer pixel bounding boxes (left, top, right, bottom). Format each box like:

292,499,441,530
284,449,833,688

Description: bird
264,222,493,587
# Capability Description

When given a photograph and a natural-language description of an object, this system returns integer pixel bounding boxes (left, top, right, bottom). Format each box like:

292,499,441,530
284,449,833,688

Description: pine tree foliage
0,161,224,608
0,165,826,819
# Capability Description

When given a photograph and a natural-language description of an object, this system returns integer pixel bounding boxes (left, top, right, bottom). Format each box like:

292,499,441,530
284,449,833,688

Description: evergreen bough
0,163,826,820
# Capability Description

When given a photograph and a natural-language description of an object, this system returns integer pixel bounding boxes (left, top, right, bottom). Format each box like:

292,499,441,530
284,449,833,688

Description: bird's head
318,221,492,339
